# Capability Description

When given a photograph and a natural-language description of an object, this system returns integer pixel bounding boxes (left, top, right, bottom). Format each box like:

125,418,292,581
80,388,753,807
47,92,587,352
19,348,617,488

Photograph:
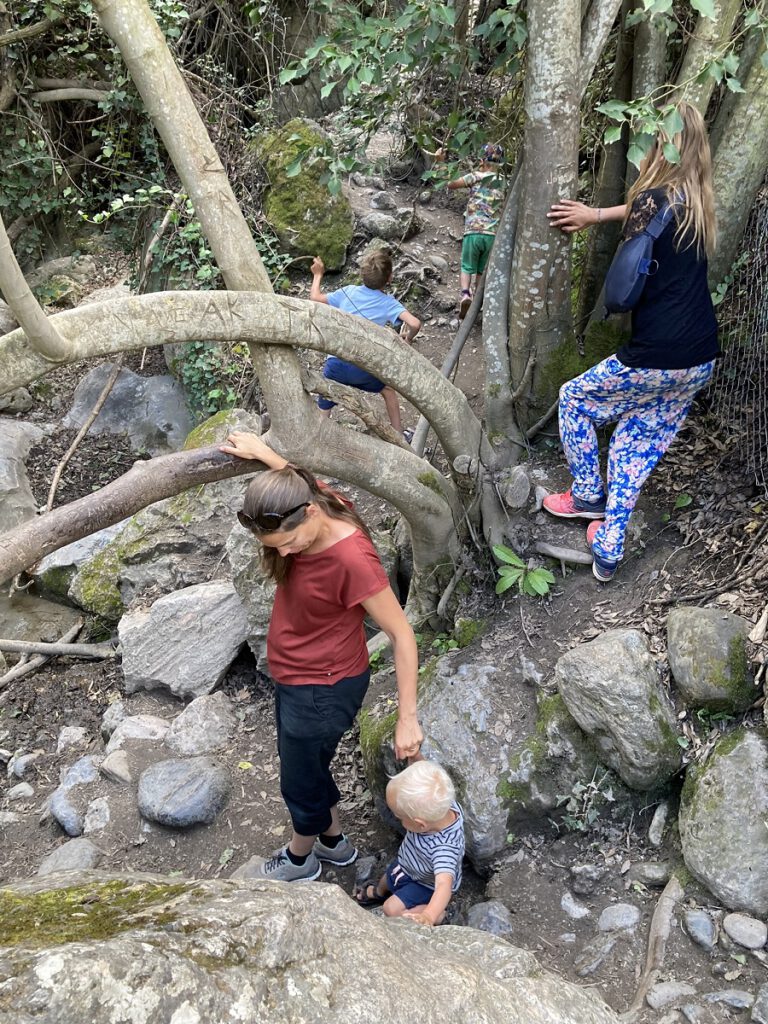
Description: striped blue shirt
396,803,465,892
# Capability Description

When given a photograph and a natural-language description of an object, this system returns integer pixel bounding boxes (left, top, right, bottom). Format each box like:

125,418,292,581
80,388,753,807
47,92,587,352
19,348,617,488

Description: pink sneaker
543,490,606,520
587,520,617,582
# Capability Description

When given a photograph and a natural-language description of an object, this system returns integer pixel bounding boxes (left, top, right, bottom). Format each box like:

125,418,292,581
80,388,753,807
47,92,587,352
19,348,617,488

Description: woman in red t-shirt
220,431,424,882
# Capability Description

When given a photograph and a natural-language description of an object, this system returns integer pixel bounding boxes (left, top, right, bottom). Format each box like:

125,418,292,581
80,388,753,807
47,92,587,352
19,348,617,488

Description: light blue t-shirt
327,285,405,327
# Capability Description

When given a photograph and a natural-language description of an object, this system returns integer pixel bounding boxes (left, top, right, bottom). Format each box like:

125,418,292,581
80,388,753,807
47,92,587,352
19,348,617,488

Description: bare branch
29,88,110,103
0,638,115,659
0,16,58,48
0,620,82,695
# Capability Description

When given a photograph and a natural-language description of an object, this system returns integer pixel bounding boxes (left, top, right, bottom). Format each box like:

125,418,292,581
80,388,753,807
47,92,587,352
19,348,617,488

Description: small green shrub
493,545,555,598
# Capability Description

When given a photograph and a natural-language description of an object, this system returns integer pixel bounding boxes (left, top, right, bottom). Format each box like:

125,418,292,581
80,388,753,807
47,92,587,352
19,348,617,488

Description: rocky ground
1,156,767,1024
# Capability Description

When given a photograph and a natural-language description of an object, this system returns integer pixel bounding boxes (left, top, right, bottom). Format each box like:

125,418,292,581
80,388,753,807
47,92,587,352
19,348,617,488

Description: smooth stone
648,801,669,846
105,715,170,754
137,757,231,828
680,1006,707,1024
83,797,111,834
99,750,132,784
561,891,591,920
647,981,698,1010
466,900,515,938
723,912,768,950
56,726,89,754
598,904,641,932
8,751,41,779
7,782,34,801
574,934,617,977
37,838,103,876
684,909,718,951
628,862,672,887
703,989,755,1010
100,701,127,742
49,755,102,837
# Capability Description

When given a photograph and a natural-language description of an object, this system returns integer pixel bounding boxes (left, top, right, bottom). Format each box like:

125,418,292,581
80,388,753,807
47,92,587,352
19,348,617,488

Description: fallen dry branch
0,638,115,659
622,874,685,1019
0,445,260,585
0,619,82,695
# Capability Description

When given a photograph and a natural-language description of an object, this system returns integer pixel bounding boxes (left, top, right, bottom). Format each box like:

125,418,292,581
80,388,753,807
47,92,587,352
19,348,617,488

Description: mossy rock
667,607,754,712
255,118,354,271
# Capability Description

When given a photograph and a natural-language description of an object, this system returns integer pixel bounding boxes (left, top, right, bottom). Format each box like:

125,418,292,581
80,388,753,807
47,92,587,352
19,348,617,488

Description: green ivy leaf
603,125,622,145
662,142,680,164
690,0,716,19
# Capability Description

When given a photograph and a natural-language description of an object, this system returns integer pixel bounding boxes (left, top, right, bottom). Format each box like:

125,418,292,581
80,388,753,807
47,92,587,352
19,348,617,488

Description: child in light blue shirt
310,248,421,435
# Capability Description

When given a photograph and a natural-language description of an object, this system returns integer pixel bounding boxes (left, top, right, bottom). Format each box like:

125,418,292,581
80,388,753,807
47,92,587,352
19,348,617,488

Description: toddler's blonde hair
386,760,455,823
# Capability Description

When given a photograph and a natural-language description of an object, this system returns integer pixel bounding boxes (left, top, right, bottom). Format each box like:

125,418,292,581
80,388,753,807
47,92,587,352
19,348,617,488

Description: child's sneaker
586,521,618,582
458,291,472,320
402,428,414,444
258,847,321,881
312,834,358,867
543,490,606,520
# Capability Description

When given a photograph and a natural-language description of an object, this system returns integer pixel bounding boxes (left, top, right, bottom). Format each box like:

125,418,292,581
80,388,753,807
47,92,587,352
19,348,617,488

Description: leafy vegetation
493,545,556,598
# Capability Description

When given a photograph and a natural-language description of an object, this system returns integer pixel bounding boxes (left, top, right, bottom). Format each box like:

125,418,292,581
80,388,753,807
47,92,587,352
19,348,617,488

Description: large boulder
0,420,46,533
0,871,621,1024
256,118,355,270
667,607,755,712
32,520,129,602
361,655,606,866
68,409,260,621
63,363,194,456
119,582,249,699
554,629,680,791
679,727,768,915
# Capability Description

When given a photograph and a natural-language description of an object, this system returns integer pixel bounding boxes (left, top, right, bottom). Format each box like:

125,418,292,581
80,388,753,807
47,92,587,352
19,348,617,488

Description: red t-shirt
267,530,389,686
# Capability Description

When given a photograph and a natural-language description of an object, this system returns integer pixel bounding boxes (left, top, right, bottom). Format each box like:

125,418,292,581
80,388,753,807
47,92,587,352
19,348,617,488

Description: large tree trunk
505,0,581,426
675,0,743,114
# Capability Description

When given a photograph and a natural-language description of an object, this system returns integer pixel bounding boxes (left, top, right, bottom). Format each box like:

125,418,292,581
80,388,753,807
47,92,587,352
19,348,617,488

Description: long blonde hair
239,465,370,584
626,101,716,258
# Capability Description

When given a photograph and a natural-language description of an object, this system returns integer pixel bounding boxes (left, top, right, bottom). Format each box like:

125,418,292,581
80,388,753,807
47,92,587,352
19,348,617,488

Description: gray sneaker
312,834,358,867
258,847,321,882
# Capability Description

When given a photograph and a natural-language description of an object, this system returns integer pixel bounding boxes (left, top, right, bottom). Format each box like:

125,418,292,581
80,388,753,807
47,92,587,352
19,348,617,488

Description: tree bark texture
675,0,743,114
506,0,581,425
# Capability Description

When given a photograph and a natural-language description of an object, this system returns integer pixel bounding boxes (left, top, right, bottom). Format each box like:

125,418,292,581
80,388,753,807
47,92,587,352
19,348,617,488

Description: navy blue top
616,188,719,370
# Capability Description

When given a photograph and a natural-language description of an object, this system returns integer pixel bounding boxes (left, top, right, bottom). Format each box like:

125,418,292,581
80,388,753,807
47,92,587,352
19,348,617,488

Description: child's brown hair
360,248,393,290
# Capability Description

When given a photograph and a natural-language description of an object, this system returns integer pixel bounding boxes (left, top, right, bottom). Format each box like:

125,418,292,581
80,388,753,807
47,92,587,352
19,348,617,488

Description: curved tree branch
29,88,110,103
0,16,59,48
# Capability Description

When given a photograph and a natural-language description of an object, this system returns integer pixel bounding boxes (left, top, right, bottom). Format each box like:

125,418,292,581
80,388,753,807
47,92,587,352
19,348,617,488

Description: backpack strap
644,201,675,240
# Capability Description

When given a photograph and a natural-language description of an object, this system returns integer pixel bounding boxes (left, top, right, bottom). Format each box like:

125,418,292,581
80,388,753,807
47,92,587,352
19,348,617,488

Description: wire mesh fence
709,180,768,495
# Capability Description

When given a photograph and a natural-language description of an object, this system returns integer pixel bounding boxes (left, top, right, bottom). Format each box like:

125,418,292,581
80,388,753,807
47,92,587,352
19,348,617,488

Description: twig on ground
621,874,685,1019
45,355,125,511
0,620,83,695
0,638,116,659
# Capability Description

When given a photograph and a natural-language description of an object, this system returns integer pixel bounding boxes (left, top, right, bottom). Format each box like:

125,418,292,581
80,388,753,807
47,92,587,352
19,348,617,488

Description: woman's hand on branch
547,199,597,233
219,432,287,470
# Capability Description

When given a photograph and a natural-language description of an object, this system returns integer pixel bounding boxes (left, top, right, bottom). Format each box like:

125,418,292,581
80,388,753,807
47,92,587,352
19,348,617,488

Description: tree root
621,874,685,1019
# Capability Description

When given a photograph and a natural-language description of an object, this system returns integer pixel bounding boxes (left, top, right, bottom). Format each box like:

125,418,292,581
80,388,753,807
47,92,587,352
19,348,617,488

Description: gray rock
83,797,111,834
99,750,132,784
38,838,103,876
120,582,249,699
561,891,590,919
56,726,89,754
33,521,129,601
0,591,80,644
571,863,607,895
370,190,397,210
680,1006,707,1024
647,981,698,1009
427,254,449,276
79,282,131,306
597,903,641,932
723,912,768,949
226,524,276,671
648,800,669,846
8,751,41,779
0,420,46,532
680,728,768,915
501,466,532,511
0,298,17,333
574,933,618,977
668,607,755,712
752,983,768,1024
684,908,718,951
0,811,20,826
703,989,754,1009
27,254,97,292
49,755,102,836
628,862,672,887
100,701,127,743
466,900,515,937
7,781,34,801
418,190,432,205
164,692,237,756
0,871,624,1024
63,363,193,455
137,757,231,827
105,714,169,754
555,629,680,790
0,387,33,413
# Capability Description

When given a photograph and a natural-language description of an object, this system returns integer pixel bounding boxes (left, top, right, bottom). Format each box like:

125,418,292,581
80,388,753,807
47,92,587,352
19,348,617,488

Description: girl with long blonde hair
544,100,719,581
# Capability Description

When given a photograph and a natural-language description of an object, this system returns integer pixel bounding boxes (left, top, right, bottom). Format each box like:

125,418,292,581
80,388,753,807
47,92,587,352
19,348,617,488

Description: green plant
179,341,251,417
660,492,693,523
493,545,555,597
555,769,615,832
695,707,734,730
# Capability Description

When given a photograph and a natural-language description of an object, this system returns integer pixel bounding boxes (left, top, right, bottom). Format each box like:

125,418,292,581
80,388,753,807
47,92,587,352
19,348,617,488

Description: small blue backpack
603,201,675,314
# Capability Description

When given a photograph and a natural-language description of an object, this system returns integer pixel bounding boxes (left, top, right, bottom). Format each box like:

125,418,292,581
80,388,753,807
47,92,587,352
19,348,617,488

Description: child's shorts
461,232,494,276
316,356,385,411
385,861,434,909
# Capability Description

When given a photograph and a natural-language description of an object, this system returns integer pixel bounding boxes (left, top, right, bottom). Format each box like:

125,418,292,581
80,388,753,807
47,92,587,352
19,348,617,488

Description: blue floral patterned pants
559,355,715,562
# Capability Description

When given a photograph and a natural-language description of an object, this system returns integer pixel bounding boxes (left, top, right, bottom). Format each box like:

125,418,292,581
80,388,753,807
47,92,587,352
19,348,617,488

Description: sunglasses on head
237,502,310,534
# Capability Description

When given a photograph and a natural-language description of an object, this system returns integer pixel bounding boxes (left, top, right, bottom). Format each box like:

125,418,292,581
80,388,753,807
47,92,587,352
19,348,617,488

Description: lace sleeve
624,190,661,239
